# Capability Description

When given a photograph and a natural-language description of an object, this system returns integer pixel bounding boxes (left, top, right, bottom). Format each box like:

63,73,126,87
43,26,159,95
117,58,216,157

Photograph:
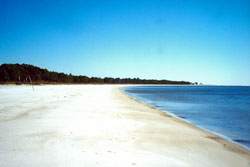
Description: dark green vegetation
0,64,192,85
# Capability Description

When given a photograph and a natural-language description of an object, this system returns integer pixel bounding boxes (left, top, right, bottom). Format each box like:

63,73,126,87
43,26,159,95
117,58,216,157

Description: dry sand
0,85,249,167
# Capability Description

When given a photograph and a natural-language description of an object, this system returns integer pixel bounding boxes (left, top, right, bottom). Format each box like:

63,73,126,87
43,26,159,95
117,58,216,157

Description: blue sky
0,0,249,85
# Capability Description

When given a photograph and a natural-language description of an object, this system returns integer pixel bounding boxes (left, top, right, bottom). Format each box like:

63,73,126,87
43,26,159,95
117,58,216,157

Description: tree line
0,63,192,85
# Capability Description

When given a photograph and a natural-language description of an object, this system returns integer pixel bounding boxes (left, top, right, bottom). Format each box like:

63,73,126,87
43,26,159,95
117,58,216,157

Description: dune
0,85,249,167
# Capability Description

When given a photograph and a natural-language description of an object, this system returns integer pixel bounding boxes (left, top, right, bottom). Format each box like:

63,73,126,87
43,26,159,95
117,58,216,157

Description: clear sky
0,0,249,85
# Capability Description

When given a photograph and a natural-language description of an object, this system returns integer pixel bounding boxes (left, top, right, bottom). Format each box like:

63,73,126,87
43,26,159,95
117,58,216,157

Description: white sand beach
0,85,249,167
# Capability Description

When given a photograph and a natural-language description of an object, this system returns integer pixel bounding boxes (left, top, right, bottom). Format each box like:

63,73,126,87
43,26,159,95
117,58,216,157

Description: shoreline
119,86,250,152
120,86,250,151
0,85,249,166
121,85,250,152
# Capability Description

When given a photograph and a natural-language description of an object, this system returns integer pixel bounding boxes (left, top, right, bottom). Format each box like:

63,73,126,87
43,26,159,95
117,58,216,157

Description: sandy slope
0,85,249,167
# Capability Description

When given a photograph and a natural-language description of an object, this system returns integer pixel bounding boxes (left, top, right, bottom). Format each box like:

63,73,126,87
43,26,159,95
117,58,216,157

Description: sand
0,85,249,167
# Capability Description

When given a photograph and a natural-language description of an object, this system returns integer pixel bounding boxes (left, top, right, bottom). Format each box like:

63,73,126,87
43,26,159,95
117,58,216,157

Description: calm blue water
122,86,250,150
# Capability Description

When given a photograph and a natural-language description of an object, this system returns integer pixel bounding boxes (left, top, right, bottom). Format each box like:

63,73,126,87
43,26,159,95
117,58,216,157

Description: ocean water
122,86,250,150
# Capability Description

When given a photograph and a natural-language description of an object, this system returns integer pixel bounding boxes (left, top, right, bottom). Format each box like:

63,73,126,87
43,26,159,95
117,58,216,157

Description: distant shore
0,63,192,85
0,85,249,167
0,81,194,85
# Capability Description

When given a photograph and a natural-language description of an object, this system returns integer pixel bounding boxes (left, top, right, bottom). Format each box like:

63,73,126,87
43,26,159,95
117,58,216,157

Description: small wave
233,139,250,144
